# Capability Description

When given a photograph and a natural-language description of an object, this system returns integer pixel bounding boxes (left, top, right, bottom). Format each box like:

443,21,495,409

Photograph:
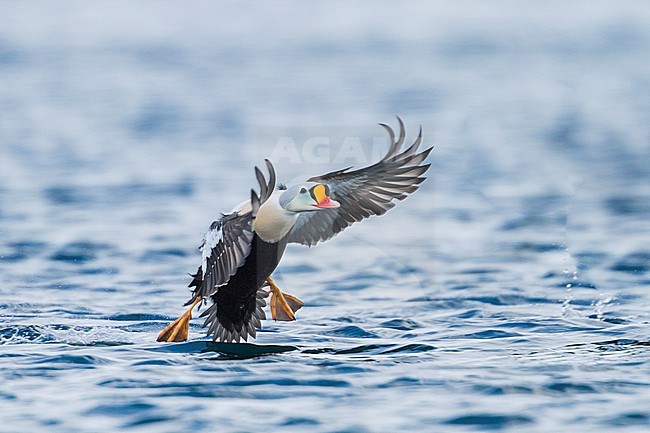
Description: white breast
253,190,299,243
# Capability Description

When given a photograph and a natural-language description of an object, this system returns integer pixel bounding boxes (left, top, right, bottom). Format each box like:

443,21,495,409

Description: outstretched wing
196,211,255,299
190,160,276,301
284,117,432,246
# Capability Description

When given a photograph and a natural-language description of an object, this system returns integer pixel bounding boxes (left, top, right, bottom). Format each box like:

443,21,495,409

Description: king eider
157,117,433,343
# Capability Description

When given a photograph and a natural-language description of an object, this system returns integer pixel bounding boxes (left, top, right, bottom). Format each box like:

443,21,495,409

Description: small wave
376,377,422,388
593,338,650,349
575,251,609,271
85,402,157,416
0,325,56,345
79,267,119,275
220,377,350,388
44,186,90,205
606,412,650,427
500,214,566,231
471,384,535,395
67,340,133,347
50,241,112,264
280,263,319,273
280,417,320,427
32,354,112,366
122,415,174,428
1,241,48,262
331,344,392,355
604,195,650,216
0,391,17,401
131,359,181,366
458,268,502,275
138,248,189,263
587,313,629,325
555,280,598,289
611,252,650,273
380,318,421,330
407,294,557,307
325,325,378,338
444,413,534,428
381,343,436,354
512,241,564,252
461,330,522,339
44,180,194,207
304,343,435,356
106,313,171,321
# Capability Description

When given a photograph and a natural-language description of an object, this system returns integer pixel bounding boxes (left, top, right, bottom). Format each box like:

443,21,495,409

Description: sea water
0,2,649,432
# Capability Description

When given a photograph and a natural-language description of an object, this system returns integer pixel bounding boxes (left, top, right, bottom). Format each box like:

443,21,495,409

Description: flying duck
157,117,432,343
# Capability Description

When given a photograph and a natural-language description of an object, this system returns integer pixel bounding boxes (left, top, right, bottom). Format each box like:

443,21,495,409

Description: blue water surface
1,2,649,432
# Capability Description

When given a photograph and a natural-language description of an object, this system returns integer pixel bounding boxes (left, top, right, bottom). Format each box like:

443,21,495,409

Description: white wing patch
199,196,251,274
200,225,224,277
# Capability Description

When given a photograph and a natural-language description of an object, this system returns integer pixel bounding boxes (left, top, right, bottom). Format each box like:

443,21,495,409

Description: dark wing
190,160,276,301
284,117,432,246
195,160,277,343
195,211,255,300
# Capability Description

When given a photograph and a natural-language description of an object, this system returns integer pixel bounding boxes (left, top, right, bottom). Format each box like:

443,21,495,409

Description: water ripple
444,414,535,429
611,252,650,273
0,325,56,344
1,5,649,432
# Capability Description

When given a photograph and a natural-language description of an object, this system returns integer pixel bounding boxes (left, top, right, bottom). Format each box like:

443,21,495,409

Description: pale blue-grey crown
278,183,318,209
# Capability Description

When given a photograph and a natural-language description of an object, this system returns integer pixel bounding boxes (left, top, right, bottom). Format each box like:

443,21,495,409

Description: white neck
253,190,299,243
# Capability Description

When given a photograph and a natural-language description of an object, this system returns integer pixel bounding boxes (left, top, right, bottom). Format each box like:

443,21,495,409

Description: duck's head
279,183,340,212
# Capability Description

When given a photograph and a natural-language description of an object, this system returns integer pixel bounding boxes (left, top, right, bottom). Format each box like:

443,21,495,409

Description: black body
204,234,286,336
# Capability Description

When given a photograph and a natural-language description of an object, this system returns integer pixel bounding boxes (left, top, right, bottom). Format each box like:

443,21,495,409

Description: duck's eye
300,188,307,194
